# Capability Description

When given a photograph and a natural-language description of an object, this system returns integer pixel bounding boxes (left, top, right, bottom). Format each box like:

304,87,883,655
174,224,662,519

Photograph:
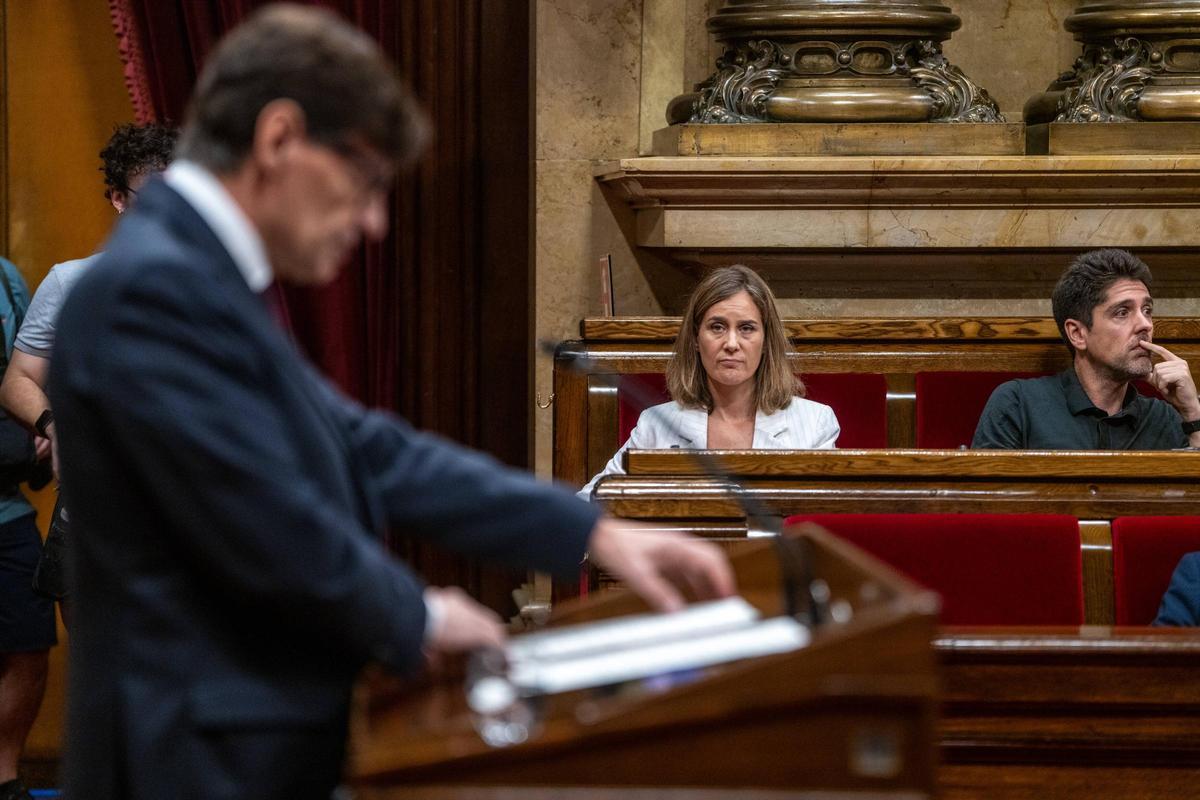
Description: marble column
669,0,1004,124
1025,1,1200,123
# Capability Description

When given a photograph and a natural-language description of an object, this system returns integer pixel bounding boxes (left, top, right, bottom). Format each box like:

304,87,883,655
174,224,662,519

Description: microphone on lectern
545,338,827,628
461,340,829,748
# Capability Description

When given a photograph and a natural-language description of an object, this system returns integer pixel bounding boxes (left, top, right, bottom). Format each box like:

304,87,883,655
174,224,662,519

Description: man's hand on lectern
423,585,507,658
588,516,737,613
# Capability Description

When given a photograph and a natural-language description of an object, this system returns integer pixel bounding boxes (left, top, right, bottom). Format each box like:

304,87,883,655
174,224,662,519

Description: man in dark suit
47,6,733,799
1155,553,1200,627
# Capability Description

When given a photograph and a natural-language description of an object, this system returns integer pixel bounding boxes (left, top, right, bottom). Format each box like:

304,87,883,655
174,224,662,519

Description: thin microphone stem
547,340,825,628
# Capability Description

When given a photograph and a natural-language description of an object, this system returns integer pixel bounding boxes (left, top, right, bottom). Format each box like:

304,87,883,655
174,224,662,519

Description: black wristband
34,409,53,438
1183,418,1200,436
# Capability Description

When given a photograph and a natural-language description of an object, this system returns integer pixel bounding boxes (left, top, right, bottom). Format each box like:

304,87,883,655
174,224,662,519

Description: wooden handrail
623,449,1200,480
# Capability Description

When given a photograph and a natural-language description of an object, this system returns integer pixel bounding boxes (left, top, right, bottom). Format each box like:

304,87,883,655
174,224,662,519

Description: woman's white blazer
577,397,840,499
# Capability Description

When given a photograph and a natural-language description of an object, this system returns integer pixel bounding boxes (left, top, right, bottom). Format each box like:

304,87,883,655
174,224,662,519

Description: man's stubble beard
1100,352,1152,384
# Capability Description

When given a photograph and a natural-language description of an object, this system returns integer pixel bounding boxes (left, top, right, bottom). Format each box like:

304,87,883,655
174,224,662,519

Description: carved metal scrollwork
1055,37,1162,122
903,41,1005,123
691,40,786,123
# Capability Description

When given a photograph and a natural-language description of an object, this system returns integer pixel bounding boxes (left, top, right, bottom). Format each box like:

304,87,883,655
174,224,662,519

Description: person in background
1155,552,1200,626
973,249,1200,450
0,122,177,621
579,264,840,499
46,7,734,799
0,255,49,800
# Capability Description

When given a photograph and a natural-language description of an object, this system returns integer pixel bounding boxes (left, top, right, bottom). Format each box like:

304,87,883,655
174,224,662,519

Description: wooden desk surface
934,626,1200,800
624,449,1200,480
596,450,1200,521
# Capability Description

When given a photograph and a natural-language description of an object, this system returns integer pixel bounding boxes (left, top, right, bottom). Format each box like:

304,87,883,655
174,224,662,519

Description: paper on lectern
504,597,809,695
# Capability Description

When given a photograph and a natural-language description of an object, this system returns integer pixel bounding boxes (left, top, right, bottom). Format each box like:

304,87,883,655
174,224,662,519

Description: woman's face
696,290,764,392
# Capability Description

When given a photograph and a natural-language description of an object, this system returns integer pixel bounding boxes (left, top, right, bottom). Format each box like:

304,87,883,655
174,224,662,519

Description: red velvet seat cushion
617,373,887,449
804,374,887,449
785,513,1083,625
915,371,1047,449
1112,516,1200,625
617,374,670,443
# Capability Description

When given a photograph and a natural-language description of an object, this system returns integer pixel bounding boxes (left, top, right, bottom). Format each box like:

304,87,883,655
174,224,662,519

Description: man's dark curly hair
1052,248,1153,356
99,122,178,199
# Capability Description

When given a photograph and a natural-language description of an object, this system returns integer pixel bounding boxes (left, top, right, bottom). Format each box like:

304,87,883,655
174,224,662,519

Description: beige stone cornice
597,156,1200,208
596,156,1200,250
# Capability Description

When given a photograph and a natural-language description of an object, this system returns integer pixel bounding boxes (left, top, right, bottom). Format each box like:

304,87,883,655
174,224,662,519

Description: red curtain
108,0,533,610
106,0,480,424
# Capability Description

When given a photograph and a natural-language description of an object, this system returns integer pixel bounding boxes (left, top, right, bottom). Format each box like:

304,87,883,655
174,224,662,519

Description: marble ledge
596,155,1200,211
635,206,1200,249
595,155,1200,177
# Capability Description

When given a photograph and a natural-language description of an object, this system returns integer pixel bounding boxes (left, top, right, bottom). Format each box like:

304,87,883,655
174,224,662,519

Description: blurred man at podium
45,6,734,800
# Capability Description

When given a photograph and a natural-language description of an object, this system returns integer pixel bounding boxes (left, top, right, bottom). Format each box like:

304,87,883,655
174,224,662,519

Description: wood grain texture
554,318,1200,489
590,456,1200,627
623,450,1200,480
1079,521,1115,626
358,790,930,800
351,532,939,796
935,626,1200,796
580,317,1200,342
596,478,1200,519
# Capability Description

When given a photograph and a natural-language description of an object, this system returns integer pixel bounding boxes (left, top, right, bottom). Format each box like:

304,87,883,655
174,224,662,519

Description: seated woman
578,265,840,499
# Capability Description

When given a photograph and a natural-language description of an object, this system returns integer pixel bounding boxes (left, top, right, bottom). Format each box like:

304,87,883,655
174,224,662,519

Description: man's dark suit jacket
48,180,597,800
1155,552,1200,627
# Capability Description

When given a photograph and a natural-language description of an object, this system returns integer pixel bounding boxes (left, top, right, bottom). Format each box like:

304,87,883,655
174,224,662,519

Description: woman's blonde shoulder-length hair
666,264,801,414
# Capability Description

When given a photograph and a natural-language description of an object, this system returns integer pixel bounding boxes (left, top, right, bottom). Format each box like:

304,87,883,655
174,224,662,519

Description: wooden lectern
349,526,941,799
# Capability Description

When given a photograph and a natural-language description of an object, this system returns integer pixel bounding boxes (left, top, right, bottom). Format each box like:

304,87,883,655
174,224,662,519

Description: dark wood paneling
936,626,1200,799
623,450,1200,480
580,316,1200,342
387,0,530,612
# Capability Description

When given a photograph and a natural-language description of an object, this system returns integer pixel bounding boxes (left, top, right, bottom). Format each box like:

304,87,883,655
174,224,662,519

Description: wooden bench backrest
554,316,1200,487
590,450,1200,626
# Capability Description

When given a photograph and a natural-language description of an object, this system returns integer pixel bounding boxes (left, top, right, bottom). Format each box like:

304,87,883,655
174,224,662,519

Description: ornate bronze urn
668,0,1003,124
1026,0,1200,123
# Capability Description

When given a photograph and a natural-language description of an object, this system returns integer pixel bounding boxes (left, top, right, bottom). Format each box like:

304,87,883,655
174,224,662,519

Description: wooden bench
553,316,1200,487
587,450,1200,625
935,626,1200,800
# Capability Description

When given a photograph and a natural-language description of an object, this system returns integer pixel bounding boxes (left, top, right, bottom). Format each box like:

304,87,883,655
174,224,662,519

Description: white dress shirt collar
163,160,273,293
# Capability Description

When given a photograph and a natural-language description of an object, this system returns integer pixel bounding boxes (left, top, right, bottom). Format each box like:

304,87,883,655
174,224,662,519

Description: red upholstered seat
1112,516,1200,625
803,374,887,449
616,373,887,449
785,513,1084,625
915,371,1047,449
617,374,670,443
916,371,1165,449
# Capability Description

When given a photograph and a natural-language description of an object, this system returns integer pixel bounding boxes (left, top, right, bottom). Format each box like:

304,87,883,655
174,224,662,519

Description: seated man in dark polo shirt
973,248,1200,450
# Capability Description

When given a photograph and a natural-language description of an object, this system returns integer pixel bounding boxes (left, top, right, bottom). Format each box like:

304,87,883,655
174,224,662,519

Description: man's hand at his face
587,516,737,613
1140,341,1200,420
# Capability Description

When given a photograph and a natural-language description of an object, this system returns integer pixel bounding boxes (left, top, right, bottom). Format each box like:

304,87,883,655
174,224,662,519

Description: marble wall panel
534,158,665,475
944,0,1079,120
640,0,687,152
634,207,1200,249
774,297,1200,318
536,0,644,160
684,0,724,89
